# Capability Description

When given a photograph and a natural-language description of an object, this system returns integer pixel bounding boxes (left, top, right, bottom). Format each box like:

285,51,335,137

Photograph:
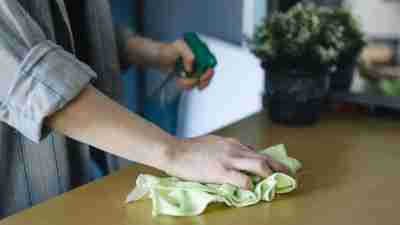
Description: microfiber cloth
125,144,302,216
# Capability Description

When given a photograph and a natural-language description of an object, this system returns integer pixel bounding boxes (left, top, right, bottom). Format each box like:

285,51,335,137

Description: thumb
176,40,195,73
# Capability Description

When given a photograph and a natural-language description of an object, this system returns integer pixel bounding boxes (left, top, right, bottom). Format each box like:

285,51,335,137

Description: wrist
158,135,185,174
158,42,175,73
125,36,167,69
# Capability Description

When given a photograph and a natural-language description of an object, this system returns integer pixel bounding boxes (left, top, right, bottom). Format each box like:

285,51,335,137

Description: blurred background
110,0,400,140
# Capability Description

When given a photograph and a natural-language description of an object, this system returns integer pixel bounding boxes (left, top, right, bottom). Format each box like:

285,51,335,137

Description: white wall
345,0,400,36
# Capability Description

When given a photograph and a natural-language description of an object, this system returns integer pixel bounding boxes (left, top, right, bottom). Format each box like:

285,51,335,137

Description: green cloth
126,145,302,217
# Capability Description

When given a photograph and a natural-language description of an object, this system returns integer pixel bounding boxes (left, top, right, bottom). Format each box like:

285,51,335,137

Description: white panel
345,0,400,36
177,35,265,138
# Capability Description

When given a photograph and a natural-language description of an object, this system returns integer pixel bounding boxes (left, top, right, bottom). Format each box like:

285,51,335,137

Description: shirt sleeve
0,1,97,142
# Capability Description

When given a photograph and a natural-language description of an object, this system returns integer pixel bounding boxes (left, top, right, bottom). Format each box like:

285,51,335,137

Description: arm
47,85,174,170
47,85,291,189
0,2,288,189
116,26,213,89
0,1,96,141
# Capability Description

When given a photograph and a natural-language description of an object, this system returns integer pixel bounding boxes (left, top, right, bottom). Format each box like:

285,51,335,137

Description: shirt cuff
0,40,97,142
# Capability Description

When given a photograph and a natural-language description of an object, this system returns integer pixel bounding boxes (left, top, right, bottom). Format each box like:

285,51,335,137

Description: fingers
230,157,273,178
175,40,215,90
223,170,253,190
199,69,214,90
177,78,197,90
177,69,214,90
225,137,291,175
244,152,291,175
263,155,292,175
244,144,256,151
176,40,195,73
225,138,254,152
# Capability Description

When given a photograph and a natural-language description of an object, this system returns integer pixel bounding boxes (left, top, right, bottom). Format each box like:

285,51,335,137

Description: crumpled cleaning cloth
125,144,302,216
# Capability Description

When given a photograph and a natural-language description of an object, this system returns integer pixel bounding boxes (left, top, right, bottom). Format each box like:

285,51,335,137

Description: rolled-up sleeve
0,1,97,142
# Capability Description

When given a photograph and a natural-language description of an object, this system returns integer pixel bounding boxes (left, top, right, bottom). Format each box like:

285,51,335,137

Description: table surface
1,112,400,225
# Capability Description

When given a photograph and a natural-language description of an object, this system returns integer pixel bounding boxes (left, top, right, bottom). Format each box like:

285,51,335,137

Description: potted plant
250,3,343,125
325,7,366,92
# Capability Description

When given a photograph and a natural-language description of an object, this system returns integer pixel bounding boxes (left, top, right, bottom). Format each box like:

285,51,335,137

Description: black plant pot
329,59,357,92
262,66,330,126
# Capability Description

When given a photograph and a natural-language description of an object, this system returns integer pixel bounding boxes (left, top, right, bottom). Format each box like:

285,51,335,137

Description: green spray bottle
149,32,218,104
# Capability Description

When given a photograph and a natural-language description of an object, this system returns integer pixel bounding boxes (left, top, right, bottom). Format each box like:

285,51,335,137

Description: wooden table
1,112,400,225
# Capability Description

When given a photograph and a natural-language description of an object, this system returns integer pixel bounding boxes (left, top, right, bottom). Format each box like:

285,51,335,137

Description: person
0,0,289,218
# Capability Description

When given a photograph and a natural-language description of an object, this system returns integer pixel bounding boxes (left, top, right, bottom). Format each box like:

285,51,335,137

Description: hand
163,135,290,190
159,40,214,90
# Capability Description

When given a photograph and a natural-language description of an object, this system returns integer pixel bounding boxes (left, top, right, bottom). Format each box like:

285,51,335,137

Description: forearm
47,85,176,170
123,35,166,69
46,86,290,190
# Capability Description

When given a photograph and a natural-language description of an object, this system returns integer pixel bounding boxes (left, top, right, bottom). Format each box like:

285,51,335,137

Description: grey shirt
0,0,131,218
